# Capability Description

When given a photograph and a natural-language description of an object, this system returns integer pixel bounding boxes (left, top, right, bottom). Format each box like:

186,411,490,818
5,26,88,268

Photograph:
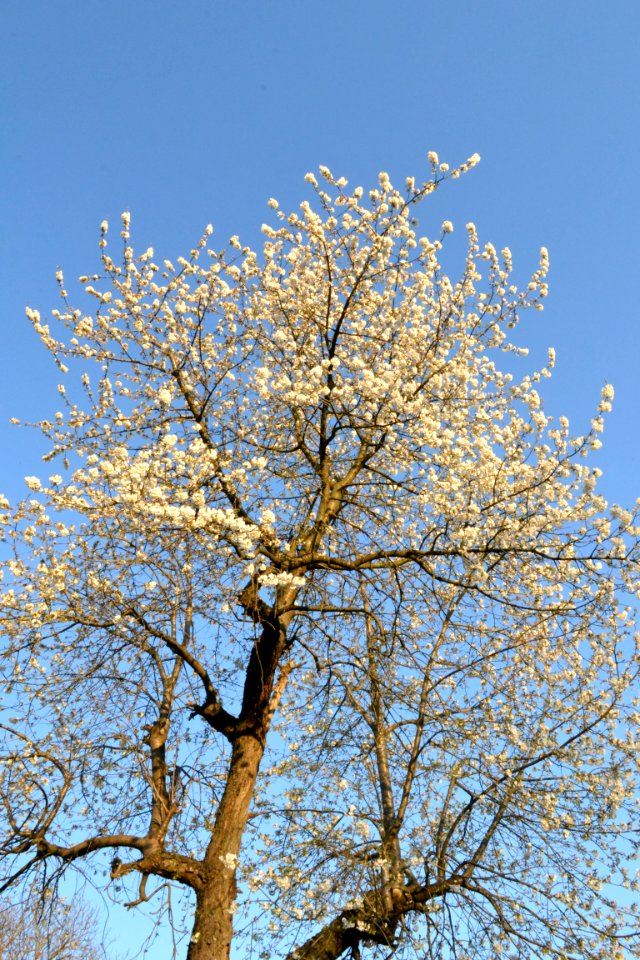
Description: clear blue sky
1,0,639,954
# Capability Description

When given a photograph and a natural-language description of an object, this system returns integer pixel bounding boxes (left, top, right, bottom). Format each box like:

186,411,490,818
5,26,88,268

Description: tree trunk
186,607,295,959
186,732,266,960
186,874,236,960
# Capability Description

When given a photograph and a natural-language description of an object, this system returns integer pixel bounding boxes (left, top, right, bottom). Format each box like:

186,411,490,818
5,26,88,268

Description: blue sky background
1,0,639,955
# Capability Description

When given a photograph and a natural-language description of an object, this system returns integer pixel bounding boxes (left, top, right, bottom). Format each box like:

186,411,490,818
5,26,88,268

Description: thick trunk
186,875,236,960
185,597,298,958
186,734,266,959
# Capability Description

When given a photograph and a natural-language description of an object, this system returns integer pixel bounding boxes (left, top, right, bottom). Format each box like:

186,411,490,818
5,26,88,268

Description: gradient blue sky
1,0,639,954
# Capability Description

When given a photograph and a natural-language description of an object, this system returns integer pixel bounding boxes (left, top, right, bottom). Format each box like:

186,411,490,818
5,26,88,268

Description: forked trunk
186,610,295,959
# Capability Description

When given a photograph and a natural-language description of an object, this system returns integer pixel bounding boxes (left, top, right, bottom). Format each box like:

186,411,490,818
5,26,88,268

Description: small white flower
601,384,615,402
442,220,454,234
428,151,439,165
24,476,42,492
260,508,277,527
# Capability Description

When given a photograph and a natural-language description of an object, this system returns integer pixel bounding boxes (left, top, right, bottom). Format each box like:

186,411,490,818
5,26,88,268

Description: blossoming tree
1,155,639,960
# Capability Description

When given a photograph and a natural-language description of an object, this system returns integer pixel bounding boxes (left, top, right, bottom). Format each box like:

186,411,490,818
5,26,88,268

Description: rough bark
183,732,266,960
285,878,455,960
186,874,237,960
185,595,296,960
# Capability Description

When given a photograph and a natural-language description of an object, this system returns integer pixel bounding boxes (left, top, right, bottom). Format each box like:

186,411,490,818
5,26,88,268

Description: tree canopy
1,155,639,960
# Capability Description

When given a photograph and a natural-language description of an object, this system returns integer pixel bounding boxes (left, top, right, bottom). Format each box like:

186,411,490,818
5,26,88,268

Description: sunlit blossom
0,159,637,960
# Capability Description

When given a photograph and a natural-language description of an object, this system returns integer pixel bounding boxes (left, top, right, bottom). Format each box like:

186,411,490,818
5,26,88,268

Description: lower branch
23,833,205,892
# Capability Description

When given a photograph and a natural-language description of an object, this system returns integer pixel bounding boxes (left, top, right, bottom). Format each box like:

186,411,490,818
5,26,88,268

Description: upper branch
124,606,238,739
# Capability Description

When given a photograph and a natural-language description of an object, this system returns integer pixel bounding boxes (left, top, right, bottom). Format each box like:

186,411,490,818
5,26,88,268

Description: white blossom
1,160,638,960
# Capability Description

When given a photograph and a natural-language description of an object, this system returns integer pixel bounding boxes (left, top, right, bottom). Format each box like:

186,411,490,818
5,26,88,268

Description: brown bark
185,598,295,959
284,889,410,960
186,874,237,960
285,879,452,960
184,733,265,960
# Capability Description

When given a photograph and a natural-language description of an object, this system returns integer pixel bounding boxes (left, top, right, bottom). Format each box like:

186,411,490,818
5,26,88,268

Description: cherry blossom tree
1,154,639,960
